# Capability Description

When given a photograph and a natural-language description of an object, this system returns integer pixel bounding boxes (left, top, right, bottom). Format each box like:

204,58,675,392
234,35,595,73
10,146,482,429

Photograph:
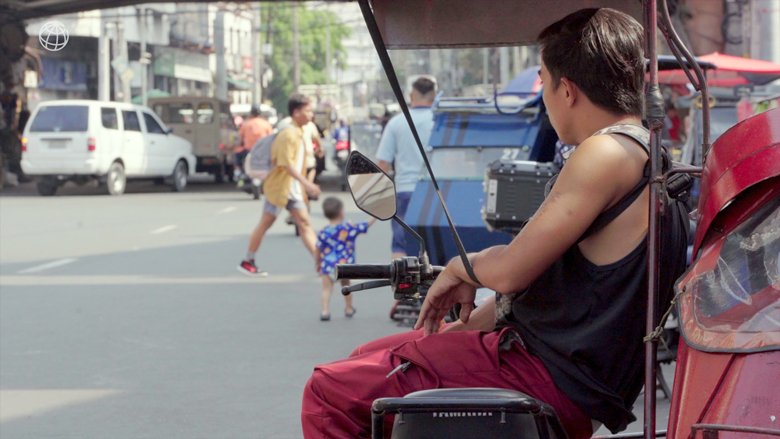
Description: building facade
22,3,257,111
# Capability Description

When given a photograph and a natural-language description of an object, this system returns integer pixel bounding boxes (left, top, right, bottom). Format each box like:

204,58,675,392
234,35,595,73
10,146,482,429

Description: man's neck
410,99,433,109
571,108,642,145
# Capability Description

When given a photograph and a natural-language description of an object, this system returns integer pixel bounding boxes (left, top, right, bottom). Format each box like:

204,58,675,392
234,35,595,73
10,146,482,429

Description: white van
21,100,196,196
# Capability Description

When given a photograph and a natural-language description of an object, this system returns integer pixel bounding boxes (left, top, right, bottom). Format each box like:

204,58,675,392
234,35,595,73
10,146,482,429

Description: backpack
244,132,277,180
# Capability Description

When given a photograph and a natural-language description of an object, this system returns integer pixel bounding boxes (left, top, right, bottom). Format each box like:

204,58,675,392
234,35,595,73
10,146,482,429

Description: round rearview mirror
345,151,397,221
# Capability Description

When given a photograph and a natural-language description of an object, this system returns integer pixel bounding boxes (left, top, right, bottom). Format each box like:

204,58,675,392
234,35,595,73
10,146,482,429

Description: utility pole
499,47,510,85
292,3,300,91
482,48,489,86
112,20,122,101
215,9,228,101
325,15,332,82
122,37,131,102
138,7,148,106
253,4,263,104
98,12,110,101
752,0,780,63
110,19,131,103
512,46,522,72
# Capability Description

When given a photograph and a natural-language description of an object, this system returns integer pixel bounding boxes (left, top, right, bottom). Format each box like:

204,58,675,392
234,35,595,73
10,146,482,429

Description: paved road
0,177,672,438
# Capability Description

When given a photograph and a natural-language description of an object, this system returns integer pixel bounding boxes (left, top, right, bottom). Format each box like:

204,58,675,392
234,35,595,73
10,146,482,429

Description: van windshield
30,105,89,132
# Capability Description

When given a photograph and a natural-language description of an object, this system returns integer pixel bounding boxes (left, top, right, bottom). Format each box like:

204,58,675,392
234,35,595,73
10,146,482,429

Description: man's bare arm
416,134,649,333
444,135,639,295
285,165,321,196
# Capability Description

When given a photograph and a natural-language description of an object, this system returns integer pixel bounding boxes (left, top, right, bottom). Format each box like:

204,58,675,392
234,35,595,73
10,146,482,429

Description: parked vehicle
150,96,237,183
21,100,195,196
404,94,555,264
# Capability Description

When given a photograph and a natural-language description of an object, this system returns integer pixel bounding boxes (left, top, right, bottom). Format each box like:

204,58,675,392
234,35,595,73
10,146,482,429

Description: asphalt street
0,176,672,439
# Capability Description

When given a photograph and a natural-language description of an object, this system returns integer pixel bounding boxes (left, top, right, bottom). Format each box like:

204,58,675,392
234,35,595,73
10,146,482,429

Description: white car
21,100,196,196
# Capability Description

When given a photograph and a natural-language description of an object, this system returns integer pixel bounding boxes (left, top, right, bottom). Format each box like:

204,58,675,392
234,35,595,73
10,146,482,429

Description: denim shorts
264,199,306,217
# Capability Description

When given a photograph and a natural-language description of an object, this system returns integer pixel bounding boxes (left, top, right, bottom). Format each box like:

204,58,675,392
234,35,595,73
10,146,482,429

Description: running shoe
237,260,268,277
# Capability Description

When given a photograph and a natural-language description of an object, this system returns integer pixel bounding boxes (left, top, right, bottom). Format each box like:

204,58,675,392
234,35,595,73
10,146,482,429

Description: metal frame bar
358,0,482,286
658,0,711,159
593,431,668,439
644,3,662,439
691,424,780,437
645,3,713,439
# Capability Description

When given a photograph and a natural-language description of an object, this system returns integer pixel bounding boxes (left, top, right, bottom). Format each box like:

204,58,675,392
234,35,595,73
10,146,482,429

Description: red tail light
21,137,27,152
87,137,96,152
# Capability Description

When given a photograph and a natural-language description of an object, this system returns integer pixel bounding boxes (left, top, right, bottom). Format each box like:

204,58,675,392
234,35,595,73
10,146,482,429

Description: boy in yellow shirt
238,94,322,276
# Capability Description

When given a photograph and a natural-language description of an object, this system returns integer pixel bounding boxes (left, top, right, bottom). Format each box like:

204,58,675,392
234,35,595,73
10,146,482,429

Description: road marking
150,225,178,235
217,206,237,215
1,274,320,286
0,389,121,422
17,258,77,274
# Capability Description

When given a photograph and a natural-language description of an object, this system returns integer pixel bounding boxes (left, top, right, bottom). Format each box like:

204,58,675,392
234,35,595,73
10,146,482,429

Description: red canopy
658,52,780,87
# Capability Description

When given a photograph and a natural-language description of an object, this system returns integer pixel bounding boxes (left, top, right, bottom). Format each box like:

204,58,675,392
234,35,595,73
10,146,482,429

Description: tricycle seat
371,387,569,439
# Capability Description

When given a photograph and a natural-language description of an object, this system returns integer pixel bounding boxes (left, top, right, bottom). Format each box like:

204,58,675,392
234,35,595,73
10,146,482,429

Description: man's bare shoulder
568,133,645,176
574,133,642,162
553,133,647,207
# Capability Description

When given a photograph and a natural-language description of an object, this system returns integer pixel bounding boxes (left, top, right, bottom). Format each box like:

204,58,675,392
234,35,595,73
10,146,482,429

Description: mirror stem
393,215,427,261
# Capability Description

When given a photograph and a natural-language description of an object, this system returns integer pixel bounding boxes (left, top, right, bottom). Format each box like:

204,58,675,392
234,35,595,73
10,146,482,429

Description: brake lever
342,280,392,296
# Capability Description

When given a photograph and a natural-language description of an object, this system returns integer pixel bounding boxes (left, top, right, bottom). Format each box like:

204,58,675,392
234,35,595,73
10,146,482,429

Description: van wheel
172,160,188,192
37,180,58,196
106,162,126,195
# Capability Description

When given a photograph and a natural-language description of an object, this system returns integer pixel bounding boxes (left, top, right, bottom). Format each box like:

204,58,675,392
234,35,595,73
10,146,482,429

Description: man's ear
559,77,578,107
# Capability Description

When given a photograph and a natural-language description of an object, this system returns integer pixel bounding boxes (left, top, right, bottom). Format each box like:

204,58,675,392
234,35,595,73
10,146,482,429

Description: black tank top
499,125,673,433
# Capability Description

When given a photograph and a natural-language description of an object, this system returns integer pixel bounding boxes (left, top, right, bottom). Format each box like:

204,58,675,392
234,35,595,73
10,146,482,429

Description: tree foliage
263,4,350,114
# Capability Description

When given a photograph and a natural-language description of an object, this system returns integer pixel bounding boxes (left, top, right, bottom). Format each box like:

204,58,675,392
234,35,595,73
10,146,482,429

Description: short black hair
538,8,644,116
322,197,343,220
288,93,311,116
412,76,437,96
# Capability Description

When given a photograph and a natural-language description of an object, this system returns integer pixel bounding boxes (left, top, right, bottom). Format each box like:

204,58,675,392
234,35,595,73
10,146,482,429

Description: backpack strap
542,124,654,242
578,124,651,242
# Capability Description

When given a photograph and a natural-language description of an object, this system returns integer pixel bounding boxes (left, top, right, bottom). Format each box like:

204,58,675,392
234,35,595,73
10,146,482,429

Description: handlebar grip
336,264,392,280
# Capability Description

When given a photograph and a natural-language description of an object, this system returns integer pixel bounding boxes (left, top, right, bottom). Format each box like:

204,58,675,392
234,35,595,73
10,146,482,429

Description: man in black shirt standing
302,8,687,439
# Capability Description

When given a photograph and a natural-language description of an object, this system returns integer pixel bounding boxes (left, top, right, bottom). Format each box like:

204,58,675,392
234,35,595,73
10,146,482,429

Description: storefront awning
131,89,170,105
227,77,252,91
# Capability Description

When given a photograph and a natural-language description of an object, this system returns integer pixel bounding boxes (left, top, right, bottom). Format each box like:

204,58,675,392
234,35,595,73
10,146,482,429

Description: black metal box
482,160,557,233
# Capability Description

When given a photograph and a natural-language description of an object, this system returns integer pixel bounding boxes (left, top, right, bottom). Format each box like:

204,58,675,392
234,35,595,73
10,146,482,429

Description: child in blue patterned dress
317,197,375,321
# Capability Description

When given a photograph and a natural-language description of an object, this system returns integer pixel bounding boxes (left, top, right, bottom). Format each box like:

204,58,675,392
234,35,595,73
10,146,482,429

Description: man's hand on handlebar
415,263,477,336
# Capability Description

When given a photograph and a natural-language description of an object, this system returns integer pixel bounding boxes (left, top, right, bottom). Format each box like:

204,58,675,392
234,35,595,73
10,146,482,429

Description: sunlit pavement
0,176,671,438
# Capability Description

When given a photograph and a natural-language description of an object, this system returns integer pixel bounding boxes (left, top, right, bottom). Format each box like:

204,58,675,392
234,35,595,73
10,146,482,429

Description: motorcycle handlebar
336,264,392,280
